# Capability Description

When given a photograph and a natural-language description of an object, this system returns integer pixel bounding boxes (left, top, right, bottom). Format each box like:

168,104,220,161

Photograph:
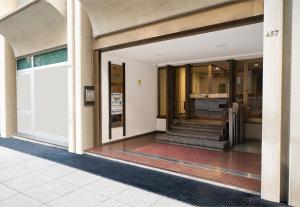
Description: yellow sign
137,80,142,86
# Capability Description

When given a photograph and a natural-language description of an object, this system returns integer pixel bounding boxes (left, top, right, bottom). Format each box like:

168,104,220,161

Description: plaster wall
101,53,157,144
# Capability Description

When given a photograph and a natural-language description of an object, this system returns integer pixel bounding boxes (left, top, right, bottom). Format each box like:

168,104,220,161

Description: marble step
175,120,225,130
171,125,224,136
166,129,222,141
156,134,229,151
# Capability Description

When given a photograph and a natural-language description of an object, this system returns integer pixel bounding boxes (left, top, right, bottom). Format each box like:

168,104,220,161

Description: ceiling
0,0,67,57
105,23,263,66
80,0,233,37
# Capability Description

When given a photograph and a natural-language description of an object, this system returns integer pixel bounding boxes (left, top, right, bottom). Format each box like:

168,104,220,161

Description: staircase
156,119,229,151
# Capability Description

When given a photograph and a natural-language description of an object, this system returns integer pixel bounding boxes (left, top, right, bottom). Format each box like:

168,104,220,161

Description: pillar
289,0,300,206
67,0,76,153
0,1,17,138
67,0,94,154
261,0,284,202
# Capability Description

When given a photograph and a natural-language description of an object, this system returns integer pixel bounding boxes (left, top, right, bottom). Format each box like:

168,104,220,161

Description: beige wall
0,0,67,57
80,0,234,37
0,37,17,138
0,0,17,138
93,0,263,50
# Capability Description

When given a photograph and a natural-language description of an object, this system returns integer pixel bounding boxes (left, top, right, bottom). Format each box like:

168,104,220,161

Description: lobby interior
87,22,263,193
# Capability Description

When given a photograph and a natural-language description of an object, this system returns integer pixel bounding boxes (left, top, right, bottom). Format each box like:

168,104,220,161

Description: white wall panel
16,72,32,135
33,65,68,146
16,64,69,146
101,53,157,144
156,118,166,132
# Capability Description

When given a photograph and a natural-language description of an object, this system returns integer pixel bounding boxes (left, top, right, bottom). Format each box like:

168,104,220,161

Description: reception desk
190,94,229,120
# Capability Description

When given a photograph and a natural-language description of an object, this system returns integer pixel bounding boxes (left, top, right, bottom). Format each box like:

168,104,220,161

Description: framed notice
109,63,126,135
111,93,123,115
84,86,95,106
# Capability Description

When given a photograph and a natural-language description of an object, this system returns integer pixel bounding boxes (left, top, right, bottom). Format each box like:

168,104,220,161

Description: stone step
171,125,223,136
167,129,222,141
174,119,225,130
156,134,229,151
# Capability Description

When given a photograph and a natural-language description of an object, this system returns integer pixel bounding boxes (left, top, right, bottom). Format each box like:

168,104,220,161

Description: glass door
190,62,229,120
174,66,186,119
236,59,263,123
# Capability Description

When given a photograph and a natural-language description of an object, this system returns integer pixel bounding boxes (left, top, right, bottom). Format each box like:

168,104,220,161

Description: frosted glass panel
33,65,68,145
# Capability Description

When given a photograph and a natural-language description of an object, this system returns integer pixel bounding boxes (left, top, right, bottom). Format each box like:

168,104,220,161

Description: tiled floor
0,145,192,207
87,134,261,192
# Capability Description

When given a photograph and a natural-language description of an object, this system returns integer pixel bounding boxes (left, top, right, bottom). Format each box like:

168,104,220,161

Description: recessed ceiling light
216,67,220,70
216,44,227,48
254,63,259,67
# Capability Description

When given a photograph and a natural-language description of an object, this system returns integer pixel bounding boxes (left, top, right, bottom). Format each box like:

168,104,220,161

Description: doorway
89,23,263,192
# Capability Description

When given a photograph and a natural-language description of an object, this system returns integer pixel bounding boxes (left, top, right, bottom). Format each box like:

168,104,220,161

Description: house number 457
265,29,280,37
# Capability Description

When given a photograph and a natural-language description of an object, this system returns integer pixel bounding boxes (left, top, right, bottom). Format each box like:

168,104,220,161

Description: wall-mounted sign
137,79,142,87
111,93,123,115
109,62,126,136
84,86,95,106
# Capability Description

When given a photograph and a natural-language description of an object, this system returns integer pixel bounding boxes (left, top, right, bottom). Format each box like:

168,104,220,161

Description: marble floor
87,134,261,192
0,145,193,207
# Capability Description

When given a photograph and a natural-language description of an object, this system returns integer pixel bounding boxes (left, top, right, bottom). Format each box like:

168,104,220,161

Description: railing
229,102,244,147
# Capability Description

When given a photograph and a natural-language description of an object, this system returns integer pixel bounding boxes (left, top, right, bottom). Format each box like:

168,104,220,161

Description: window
158,67,167,117
33,48,68,67
16,48,68,71
17,57,32,70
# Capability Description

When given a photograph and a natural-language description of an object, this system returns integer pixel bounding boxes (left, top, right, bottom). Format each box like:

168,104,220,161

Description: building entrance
88,23,263,193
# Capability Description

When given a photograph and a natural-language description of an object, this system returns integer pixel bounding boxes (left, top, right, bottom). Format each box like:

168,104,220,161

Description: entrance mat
0,138,286,207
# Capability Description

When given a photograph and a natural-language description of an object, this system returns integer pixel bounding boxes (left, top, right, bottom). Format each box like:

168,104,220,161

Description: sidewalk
0,138,284,207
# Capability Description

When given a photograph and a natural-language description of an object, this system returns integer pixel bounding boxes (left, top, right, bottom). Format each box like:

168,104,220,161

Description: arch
79,0,234,38
0,0,67,57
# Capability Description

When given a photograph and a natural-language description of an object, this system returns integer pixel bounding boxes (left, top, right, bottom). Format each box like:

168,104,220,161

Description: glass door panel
191,63,229,120
174,67,186,118
236,59,263,122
